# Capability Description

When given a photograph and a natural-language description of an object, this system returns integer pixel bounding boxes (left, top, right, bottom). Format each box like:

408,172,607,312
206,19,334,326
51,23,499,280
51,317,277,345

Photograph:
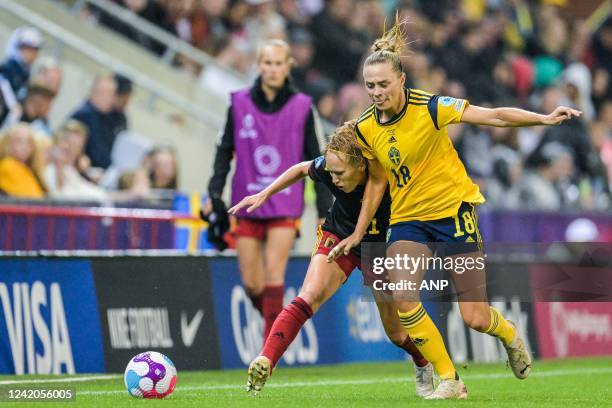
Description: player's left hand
228,192,268,215
543,106,582,125
327,233,362,262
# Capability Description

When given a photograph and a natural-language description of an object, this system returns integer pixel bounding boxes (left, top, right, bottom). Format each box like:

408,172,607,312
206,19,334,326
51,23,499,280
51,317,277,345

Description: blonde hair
0,123,35,164
256,39,293,64
53,119,88,143
0,123,48,192
324,120,365,168
364,13,409,74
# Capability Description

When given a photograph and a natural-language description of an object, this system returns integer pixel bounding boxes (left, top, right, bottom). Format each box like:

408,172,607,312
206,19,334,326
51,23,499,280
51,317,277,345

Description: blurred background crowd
1,0,612,212
0,26,179,205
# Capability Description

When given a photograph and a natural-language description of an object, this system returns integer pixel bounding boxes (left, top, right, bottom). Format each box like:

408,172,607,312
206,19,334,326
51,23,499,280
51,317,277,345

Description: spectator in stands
562,62,595,122
518,142,571,211
591,17,612,111
17,81,55,137
277,0,311,27
0,123,46,198
333,82,370,124
309,0,370,86
244,0,287,53
146,145,178,189
95,0,169,55
191,0,230,55
528,87,606,186
123,145,179,192
485,146,523,209
404,52,447,95
44,119,107,201
288,27,335,103
31,57,63,96
70,75,120,171
0,27,42,129
83,0,612,211
159,0,197,43
45,119,148,202
110,73,132,134
0,79,12,129
0,27,42,100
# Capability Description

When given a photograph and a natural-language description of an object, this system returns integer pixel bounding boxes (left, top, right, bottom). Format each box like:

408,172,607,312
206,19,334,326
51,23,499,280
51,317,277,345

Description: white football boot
246,355,271,395
424,377,468,400
414,362,434,397
504,320,532,379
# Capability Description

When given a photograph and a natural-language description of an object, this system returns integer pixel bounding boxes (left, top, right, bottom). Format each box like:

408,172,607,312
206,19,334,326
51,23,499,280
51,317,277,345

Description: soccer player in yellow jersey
328,19,582,400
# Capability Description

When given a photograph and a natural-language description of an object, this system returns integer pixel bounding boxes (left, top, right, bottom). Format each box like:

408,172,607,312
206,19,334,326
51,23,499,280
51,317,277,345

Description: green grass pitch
1,357,611,407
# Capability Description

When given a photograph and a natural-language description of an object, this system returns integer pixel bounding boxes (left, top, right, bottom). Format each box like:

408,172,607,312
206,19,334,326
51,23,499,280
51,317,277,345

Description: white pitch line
75,366,612,396
0,375,121,385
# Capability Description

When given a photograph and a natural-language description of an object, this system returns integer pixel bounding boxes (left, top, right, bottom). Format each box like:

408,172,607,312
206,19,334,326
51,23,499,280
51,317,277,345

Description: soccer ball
124,351,177,398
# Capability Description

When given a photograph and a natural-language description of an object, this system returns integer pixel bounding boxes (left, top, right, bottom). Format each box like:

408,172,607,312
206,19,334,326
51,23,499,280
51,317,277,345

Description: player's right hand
327,233,361,262
543,106,582,125
228,192,268,215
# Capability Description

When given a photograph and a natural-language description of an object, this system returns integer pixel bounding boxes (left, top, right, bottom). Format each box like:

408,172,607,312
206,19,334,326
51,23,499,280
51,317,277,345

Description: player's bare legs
445,251,491,331
263,226,295,286
237,237,265,311
386,241,431,309
448,251,532,379
297,254,347,312
375,299,434,397
387,241,467,400
247,255,346,394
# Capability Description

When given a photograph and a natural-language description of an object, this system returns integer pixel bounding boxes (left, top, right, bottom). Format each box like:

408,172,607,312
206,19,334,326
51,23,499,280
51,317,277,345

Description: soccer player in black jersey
229,121,434,397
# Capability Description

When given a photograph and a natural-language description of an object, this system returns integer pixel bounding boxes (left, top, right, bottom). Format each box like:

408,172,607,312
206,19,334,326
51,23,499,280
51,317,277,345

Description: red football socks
399,336,429,367
261,296,313,368
262,285,285,339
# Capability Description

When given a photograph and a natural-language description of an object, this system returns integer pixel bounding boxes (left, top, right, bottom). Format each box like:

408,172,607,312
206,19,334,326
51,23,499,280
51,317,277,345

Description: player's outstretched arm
228,161,312,215
461,105,582,127
327,157,387,261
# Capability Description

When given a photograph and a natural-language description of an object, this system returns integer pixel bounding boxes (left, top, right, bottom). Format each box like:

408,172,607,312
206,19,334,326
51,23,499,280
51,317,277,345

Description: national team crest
439,96,456,107
388,147,401,166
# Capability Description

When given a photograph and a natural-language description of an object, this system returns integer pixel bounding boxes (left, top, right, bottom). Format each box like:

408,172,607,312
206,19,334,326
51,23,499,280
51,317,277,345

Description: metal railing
0,203,197,251
0,0,223,127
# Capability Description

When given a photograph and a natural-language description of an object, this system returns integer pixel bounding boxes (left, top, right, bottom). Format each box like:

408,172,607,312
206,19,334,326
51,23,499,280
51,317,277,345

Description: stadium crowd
0,27,179,203
88,0,612,211
1,0,611,212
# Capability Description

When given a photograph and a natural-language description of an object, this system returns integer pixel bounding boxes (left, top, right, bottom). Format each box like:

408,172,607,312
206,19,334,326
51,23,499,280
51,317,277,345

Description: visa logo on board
0,282,75,374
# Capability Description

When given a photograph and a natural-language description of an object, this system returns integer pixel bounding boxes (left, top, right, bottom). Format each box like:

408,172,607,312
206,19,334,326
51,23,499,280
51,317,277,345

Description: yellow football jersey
355,89,485,225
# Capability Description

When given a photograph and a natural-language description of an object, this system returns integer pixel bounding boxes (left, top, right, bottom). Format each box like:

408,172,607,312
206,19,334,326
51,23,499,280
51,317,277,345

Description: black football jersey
308,156,391,254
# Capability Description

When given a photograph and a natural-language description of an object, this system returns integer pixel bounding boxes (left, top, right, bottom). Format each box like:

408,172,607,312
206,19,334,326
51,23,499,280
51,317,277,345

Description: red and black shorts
234,217,301,241
312,227,384,287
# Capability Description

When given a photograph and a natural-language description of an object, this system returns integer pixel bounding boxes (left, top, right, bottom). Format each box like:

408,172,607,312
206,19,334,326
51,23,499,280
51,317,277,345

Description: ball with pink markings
124,351,177,399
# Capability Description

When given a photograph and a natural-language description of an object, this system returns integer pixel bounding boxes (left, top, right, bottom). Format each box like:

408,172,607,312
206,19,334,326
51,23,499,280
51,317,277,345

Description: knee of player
462,310,490,332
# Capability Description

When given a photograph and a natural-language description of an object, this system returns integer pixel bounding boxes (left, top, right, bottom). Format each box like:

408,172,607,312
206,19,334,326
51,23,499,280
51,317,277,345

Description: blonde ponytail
365,12,409,73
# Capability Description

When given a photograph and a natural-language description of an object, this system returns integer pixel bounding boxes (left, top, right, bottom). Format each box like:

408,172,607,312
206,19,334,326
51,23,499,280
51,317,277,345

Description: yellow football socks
398,303,457,380
485,306,517,346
